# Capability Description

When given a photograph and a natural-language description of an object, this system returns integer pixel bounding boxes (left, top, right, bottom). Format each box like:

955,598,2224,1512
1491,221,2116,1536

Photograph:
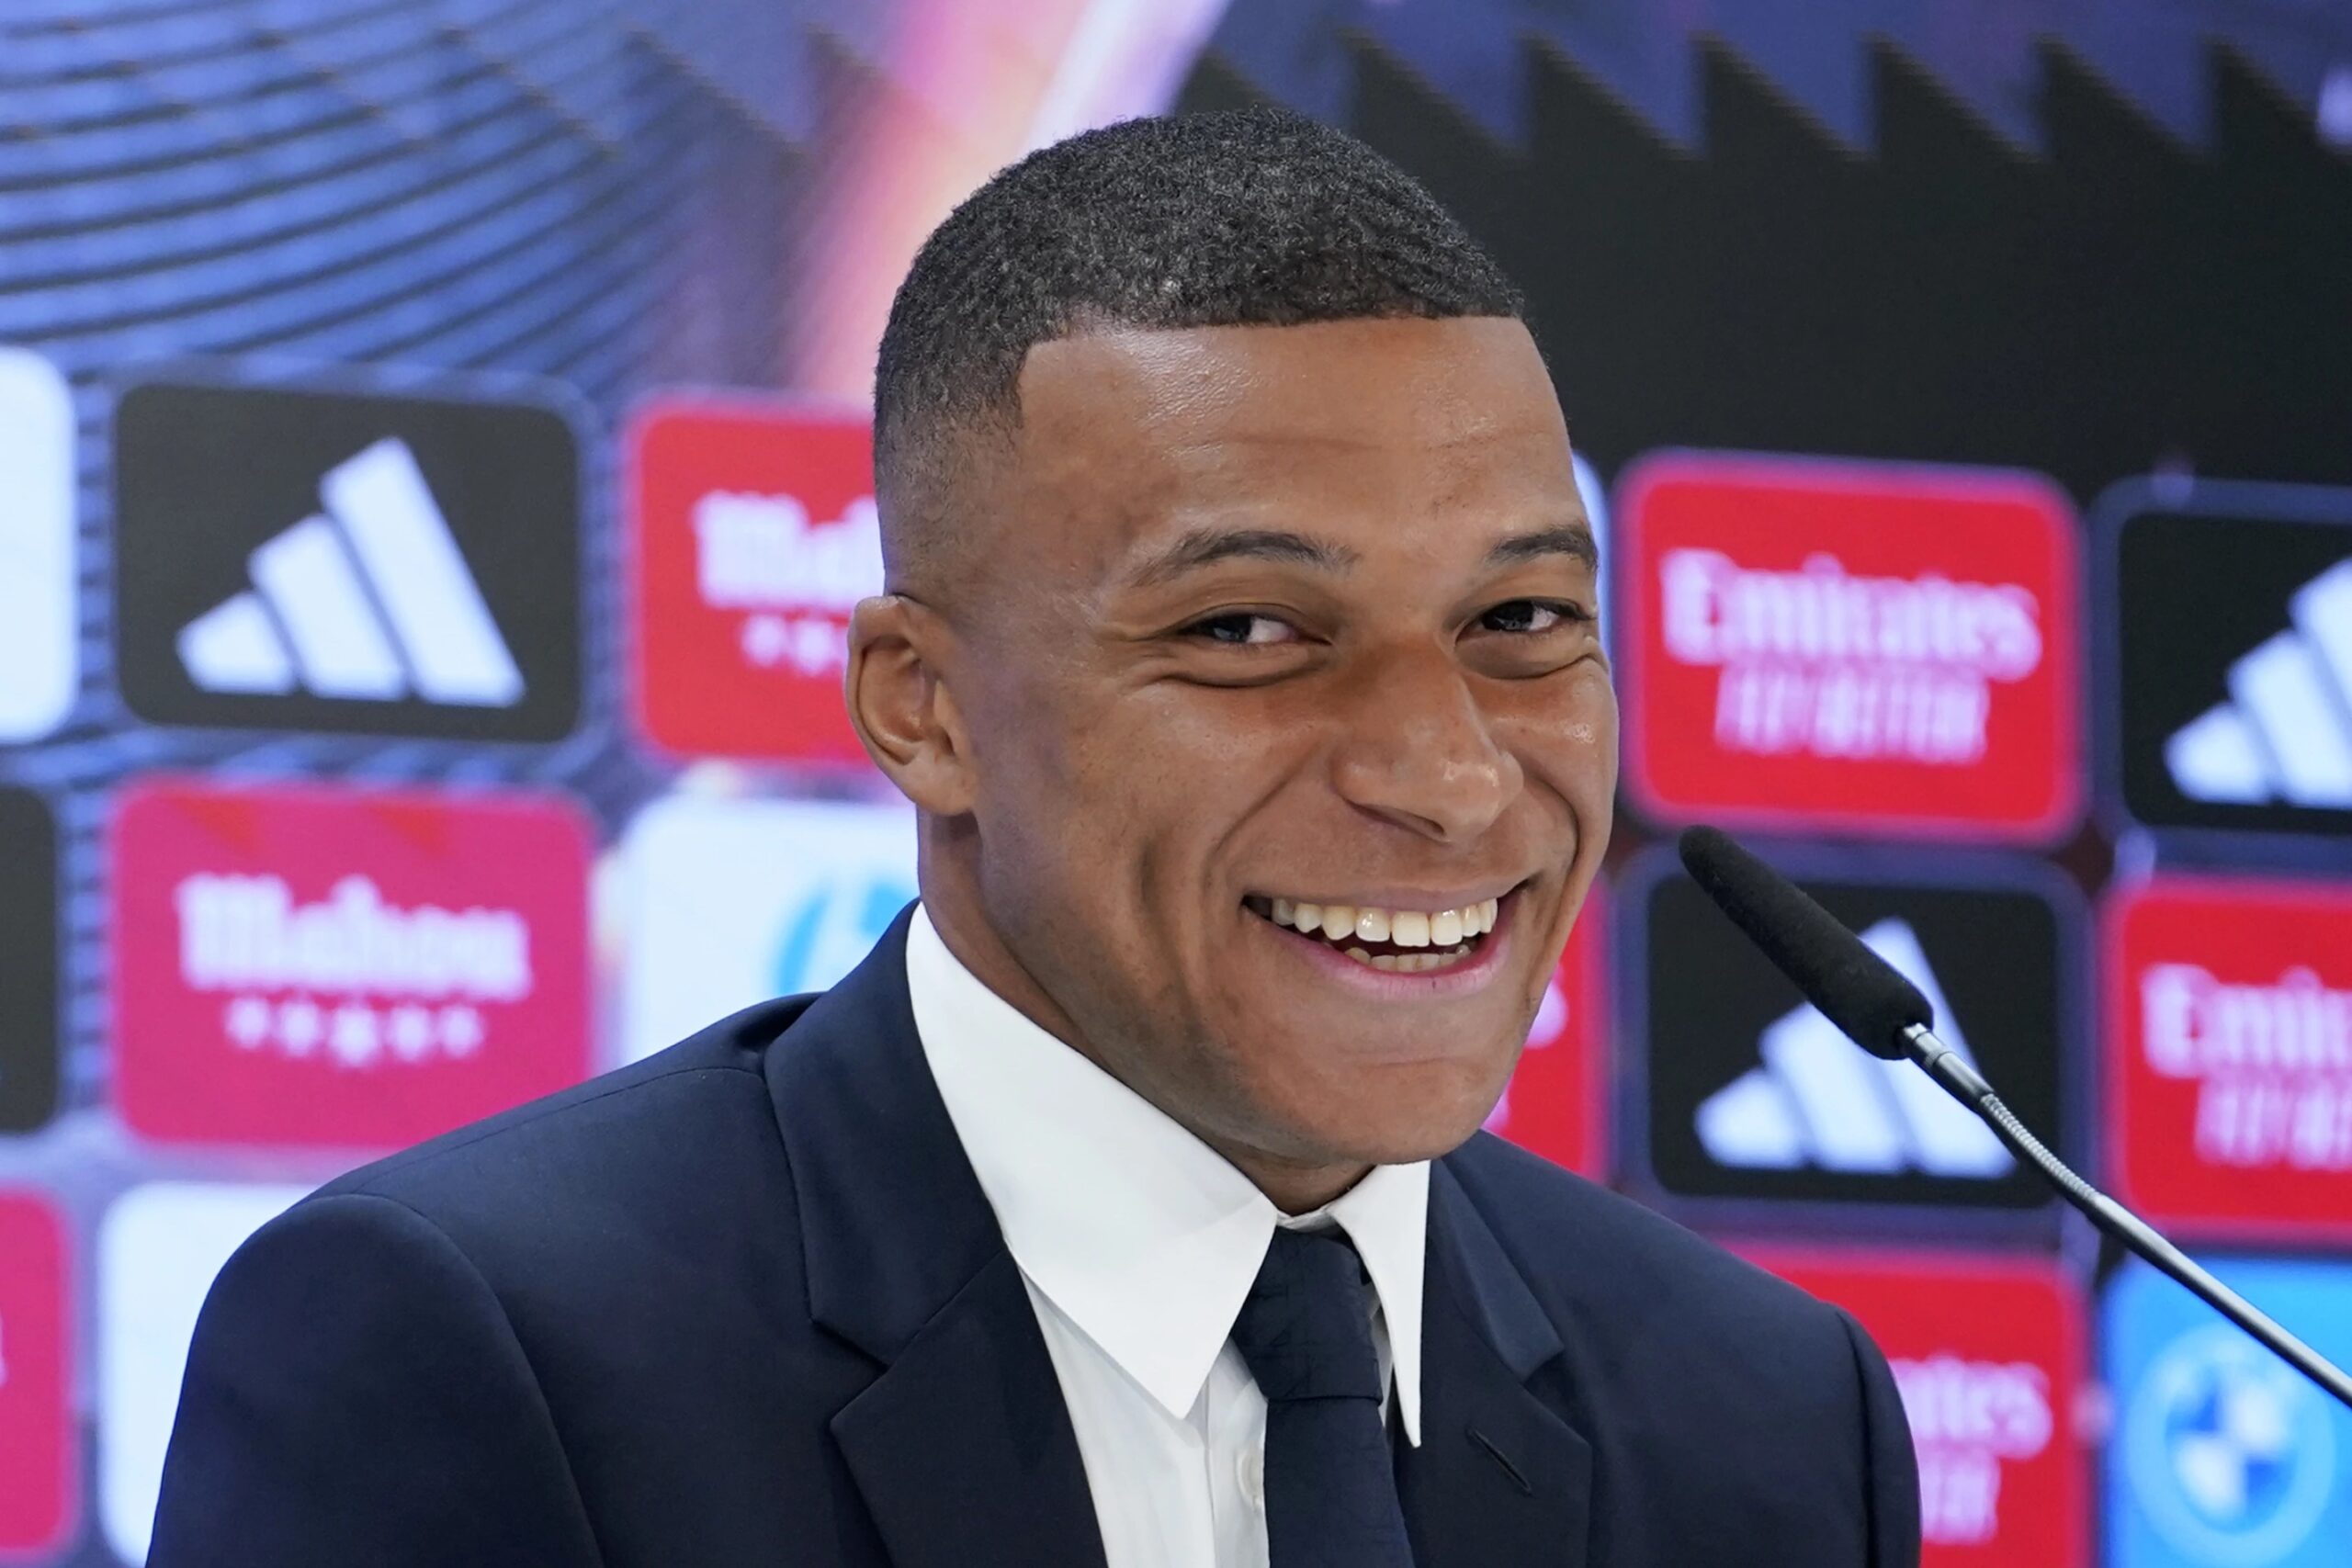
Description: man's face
918,316,1614,1178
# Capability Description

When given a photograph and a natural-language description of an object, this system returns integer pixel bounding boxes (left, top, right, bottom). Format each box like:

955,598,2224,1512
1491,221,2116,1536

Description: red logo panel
2107,876,2352,1241
630,398,878,763
113,778,591,1149
1486,893,1606,1176
1622,453,2080,840
0,1192,69,1554
1751,1249,2086,1566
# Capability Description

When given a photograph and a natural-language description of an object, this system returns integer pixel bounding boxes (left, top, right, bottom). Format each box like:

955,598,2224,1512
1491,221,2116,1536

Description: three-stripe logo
1641,860,2070,1213
1695,918,2013,1178
2107,482,2352,840
175,438,524,706
113,379,581,740
2165,558,2352,807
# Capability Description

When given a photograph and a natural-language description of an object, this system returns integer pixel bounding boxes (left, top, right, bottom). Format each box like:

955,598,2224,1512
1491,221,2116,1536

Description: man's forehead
982,317,1577,592
1014,315,1561,447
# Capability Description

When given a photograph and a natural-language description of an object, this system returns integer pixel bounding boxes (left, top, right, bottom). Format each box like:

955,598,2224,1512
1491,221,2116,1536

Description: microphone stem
1900,1024,2352,1413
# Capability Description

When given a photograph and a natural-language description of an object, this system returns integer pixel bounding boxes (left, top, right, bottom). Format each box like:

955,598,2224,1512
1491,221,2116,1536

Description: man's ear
845,594,976,816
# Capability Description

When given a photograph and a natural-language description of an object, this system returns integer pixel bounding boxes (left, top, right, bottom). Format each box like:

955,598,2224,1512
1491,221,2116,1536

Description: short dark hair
873,107,1524,581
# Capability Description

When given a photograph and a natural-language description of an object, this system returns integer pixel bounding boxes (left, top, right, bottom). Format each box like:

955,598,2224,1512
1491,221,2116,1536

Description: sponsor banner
2104,1255,2352,1567
628,398,878,763
2100,478,2352,846
1751,1248,2086,1565
112,778,591,1149
619,794,916,1062
0,788,59,1134
99,1183,306,1567
113,377,582,741
2107,876,2352,1242
0,1191,70,1555
1634,847,2075,1217
0,346,76,742
1484,889,1606,1177
1620,452,2080,840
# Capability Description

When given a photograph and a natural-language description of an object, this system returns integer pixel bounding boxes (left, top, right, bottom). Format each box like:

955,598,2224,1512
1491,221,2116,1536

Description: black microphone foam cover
1677,826,1933,1061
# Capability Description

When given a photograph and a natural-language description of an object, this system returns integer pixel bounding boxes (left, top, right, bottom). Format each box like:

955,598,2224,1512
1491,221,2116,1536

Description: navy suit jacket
151,911,1920,1566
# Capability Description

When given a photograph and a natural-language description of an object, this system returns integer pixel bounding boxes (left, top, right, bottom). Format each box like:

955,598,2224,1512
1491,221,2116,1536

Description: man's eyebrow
1485,521,1599,570
1125,527,1360,586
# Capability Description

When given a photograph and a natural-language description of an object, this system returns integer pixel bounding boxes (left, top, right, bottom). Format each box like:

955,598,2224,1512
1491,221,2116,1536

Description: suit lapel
767,909,1108,1568
830,1249,1109,1568
769,914,1592,1567
1398,1158,1595,1568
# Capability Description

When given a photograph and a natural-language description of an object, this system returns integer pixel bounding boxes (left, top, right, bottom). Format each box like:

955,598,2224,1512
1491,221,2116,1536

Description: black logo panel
2107,481,2352,840
114,379,582,741
0,788,58,1134
1640,858,2069,1212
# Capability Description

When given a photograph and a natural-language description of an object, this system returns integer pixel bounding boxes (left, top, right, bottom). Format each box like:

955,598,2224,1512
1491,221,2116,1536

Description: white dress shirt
905,907,1430,1568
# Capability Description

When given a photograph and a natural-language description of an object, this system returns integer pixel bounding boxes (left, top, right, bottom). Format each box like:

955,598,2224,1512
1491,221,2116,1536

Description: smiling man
151,110,1918,1568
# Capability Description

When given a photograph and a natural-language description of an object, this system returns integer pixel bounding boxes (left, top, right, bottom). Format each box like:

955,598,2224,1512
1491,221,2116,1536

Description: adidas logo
2165,558,2352,807
175,438,524,706
1696,919,2014,1177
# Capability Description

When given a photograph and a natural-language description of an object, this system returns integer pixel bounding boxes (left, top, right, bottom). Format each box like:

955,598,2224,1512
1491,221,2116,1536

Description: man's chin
1232,976,1540,1085
1250,1055,1519,1169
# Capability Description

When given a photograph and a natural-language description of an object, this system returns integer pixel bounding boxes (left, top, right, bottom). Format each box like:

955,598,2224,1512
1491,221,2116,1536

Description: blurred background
5,1,2352,1563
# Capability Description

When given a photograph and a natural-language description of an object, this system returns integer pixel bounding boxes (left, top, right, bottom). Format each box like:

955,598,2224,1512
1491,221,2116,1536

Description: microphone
1678,825,2352,1413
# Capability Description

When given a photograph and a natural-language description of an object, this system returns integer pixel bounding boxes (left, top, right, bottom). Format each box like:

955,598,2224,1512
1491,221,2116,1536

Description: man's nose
1328,645,1521,843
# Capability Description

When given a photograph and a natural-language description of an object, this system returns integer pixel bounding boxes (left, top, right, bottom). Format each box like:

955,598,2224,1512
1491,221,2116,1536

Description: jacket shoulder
309,996,813,1247
157,994,872,1566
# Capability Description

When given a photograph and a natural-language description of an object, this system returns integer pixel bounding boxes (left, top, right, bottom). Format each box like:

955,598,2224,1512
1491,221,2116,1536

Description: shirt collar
905,906,1428,1443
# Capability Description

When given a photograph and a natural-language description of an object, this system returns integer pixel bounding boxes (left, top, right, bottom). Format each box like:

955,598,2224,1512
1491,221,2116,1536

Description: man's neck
915,890,1374,1216
1220,1150,1375,1216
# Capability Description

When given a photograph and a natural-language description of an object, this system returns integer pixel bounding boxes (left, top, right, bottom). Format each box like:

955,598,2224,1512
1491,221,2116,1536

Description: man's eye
1185,613,1299,647
1478,599,1589,635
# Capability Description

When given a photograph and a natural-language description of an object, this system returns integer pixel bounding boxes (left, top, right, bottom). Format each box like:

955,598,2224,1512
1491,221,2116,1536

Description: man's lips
1251,892,1499,953
1242,885,1525,994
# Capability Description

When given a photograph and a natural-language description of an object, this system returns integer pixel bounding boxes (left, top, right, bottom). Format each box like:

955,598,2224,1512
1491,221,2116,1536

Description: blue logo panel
771,865,921,998
617,795,918,1065
2105,1257,2352,1566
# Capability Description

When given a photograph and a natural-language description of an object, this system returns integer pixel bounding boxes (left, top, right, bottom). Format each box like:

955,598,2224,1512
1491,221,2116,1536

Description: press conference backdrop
4,3,2351,1563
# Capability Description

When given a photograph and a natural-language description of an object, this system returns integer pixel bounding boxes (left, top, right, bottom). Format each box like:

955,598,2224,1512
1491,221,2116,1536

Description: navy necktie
1227,1227,1417,1567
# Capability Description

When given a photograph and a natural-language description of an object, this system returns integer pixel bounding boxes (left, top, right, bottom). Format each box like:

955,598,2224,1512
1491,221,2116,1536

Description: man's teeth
1342,947,1464,974
1265,896,1499,948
